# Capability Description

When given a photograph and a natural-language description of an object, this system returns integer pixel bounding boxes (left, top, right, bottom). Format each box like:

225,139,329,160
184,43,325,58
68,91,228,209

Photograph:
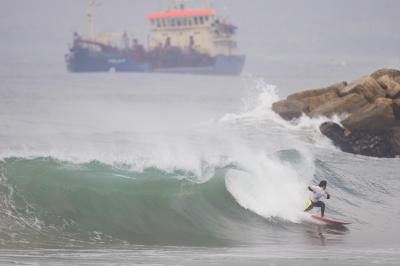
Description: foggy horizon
1,0,399,81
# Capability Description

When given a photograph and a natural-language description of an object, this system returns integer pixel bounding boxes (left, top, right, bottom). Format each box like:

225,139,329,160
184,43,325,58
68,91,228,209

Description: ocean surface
1,59,400,266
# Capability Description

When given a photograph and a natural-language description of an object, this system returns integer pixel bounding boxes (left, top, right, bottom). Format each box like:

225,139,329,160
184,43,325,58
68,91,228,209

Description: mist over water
1,0,400,265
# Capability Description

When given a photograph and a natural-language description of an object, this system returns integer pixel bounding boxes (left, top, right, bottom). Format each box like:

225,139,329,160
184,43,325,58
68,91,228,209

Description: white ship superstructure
147,6,240,56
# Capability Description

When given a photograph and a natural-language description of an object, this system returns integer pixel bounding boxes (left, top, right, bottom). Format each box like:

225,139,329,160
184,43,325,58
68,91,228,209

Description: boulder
338,76,386,103
377,75,400,99
388,87,400,100
320,122,398,158
271,99,305,120
370,68,400,81
309,93,369,118
299,90,339,113
350,131,395,158
390,127,400,155
284,81,346,114
341,98,398,133
287,81,346,101
393,99,400,120
320,122,353,153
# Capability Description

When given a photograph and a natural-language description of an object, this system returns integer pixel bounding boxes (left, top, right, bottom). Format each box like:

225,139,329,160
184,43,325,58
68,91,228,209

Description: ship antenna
168,0,175,10
223,5,229,22
87,0,101,39
169,0,188,10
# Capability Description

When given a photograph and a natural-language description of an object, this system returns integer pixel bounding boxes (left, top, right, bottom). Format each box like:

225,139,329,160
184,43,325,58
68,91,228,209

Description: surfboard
310,214,351,225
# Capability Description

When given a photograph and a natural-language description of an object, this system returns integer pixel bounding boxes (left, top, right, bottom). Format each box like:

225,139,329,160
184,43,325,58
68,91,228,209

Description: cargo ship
65,1,245,75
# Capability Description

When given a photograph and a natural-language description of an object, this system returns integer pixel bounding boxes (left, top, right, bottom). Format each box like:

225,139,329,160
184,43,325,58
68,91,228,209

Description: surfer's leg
314,201,325,216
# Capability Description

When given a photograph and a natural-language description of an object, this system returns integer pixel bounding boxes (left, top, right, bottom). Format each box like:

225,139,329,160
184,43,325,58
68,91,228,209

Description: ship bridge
146,6,239,56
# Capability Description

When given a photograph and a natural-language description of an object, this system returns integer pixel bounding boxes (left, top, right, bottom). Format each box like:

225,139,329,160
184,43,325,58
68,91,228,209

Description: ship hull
153,55,245,76
65,49,245,76
65,48,150,73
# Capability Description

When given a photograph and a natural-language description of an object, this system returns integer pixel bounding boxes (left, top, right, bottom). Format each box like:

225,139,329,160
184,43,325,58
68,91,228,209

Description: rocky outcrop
272,81,345,119
287,81,346,101
319,122,400,158
377,75,400,99
271,99,306,120
319,122,353,153
309,93,369,118
394,99,400,119
272,68,400,158
341,98,400,133
338,76,386,102
391,127,400,154
370,68,400,81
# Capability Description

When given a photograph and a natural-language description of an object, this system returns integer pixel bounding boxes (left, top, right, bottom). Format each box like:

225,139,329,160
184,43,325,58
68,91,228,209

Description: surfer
304,180,330,217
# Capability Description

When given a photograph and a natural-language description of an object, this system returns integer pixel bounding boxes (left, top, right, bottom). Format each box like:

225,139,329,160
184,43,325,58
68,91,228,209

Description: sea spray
225,154,309,222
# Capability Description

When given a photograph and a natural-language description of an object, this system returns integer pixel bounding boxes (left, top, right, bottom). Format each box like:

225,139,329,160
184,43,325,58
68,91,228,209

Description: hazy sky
1,0,399,75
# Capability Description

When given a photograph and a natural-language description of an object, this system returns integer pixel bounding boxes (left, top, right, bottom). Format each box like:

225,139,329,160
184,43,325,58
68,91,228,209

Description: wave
1,77,398,248
0,156,309,247
0,148,364,248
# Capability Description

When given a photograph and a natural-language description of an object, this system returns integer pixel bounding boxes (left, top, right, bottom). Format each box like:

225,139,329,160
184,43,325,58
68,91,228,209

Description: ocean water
1,61,400,265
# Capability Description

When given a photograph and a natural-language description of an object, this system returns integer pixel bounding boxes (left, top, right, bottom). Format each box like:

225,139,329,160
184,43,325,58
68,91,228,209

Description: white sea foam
220,76,280,123
225,150,312,222
220,76,344,151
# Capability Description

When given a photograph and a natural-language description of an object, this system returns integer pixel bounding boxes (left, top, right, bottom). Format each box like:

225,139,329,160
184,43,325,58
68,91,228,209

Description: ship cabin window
205,16,209,22
177,18,182,26
194,16,198,24
188,17,192,25
199,16,204,24
182,17,188,26
156,19,161,27
171,18,176,27
161,19,166,27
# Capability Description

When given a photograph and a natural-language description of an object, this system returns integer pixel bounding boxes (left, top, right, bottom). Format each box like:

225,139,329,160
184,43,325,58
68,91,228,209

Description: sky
0,0,399,81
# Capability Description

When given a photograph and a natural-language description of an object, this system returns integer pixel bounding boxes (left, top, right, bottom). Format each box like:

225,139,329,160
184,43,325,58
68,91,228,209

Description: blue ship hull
65,47,150,73
152,55,245,76
65,47,245,76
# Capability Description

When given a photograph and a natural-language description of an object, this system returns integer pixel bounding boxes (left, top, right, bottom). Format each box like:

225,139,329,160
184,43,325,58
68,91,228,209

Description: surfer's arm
325,191,330,199
307,186,314,192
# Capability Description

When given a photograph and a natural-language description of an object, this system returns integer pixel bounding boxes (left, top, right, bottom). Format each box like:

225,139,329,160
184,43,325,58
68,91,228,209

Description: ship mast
168,0,211,10
87,0,101,39
169,0,191,9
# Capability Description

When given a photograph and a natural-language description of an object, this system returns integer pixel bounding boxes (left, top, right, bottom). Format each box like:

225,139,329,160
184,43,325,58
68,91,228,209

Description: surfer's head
319,180,327,188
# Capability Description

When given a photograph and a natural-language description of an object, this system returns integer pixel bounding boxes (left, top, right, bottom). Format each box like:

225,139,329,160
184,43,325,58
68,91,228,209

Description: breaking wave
0,77,397,248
